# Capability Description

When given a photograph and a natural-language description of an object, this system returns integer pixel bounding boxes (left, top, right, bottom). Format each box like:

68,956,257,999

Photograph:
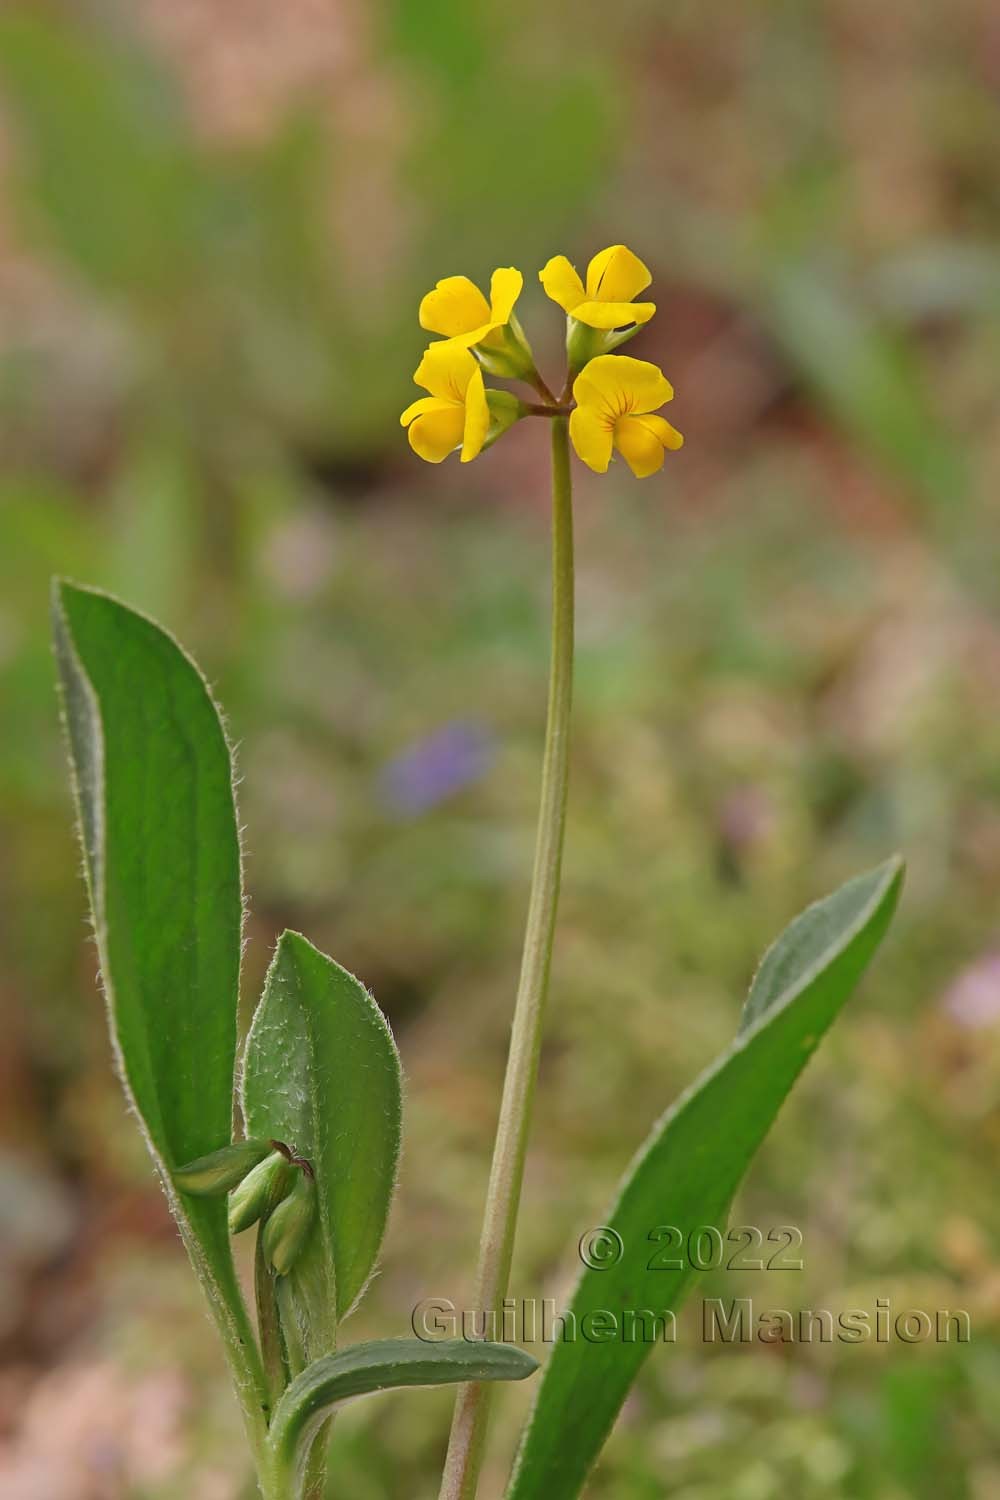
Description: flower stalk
439,415,575,1500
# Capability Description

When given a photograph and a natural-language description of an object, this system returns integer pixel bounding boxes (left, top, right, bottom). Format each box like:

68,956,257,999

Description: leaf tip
275,928,319,963
50,575,73,629
510,1347,539,1379
874,851,906,905
51,575,94,608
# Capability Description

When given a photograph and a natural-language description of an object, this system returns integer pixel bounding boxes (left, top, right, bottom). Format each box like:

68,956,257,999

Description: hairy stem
438,417,575,1500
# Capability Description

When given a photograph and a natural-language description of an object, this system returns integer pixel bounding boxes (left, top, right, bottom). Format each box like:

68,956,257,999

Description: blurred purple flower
718,784,774,855
379,720,495,816
941,953,1000,1028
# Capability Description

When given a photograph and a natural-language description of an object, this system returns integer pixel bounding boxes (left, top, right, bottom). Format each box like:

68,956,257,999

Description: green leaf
51,581,266,1434
506,856,903,1500
241,931,403,1353
741,861,902,1032
268,1339,538,1497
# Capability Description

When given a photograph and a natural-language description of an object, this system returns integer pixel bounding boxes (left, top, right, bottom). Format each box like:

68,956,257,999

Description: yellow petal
625,359,674,413
419,275,491,337
572,360,621,421
461,367,490,461
614,415,666,478
400,395,455,427
573,355,673,419
406,403,466,463
539,254,585,314
441,323,496,350
488,266,523,324
585,244,652,303
413,342,478,401
568,299,656,330
633,413,684,451
569,405,614,473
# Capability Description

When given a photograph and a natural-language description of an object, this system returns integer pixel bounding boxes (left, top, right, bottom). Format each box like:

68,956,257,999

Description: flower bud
261,1170,317,1276
174,1139,272,1196
483,390,526,451
228,1150,292,1235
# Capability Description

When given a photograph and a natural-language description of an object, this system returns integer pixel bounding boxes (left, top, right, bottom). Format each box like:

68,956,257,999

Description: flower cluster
401,244,683,477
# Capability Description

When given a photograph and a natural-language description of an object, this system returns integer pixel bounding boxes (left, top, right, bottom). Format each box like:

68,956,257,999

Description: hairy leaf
268,1339,538,1496
741,861,900,1032
242,931,403,1354
52,582,266,1428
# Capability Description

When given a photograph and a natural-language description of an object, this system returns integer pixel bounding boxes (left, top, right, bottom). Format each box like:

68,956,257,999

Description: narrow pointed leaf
52,581,265,1421
268,1339,538,1495
241,930,403,1352
507,856,903,1500
741,860,901,1032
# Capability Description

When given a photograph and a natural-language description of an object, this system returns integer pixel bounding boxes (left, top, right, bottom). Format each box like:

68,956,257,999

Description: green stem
256,1239,289,1409
171,1216,271,1483
438,417,575,1500
527,370,559,406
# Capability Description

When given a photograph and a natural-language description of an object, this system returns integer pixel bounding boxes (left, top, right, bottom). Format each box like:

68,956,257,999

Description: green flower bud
261,1170,317,1276
483,389,526,451
228,1149,292,1235
173,1139,272,1196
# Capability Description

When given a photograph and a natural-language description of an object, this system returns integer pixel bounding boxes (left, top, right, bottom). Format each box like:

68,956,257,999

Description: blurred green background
2,1,1000,1496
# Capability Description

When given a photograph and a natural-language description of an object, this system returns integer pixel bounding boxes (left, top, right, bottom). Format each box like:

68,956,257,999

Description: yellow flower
419,267,523,348
400,343,490,464
418,268,536,381
569,355,683,478
539,245,655,331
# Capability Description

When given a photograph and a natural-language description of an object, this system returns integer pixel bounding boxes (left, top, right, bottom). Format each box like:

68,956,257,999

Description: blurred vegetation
1,1,999,1497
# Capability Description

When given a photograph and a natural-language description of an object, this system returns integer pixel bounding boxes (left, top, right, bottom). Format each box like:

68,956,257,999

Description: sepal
484,389,526,450
566,315,644,375
474,313,537,380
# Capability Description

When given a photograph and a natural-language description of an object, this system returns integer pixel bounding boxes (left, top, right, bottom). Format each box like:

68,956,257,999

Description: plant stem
438,416,575,1500
527,370,559,406
255,1239,288,1408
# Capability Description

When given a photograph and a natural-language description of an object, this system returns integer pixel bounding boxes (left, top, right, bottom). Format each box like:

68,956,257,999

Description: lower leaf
267,1338,538,1497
